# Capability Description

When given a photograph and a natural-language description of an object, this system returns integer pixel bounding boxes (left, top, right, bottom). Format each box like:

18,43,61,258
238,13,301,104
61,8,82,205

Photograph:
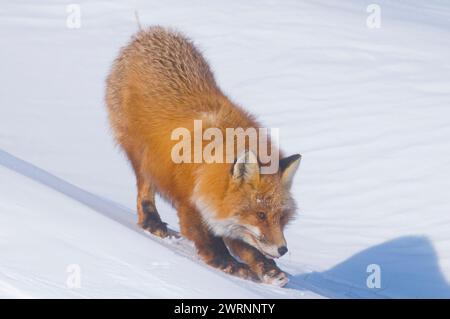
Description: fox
105,26,301,286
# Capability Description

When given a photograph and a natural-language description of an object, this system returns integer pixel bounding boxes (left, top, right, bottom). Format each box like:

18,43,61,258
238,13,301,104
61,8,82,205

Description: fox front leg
177,205,259,282
225,238,289,287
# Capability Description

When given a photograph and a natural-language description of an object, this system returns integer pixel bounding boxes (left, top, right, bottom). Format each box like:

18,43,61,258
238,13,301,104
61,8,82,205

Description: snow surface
1,0,450,298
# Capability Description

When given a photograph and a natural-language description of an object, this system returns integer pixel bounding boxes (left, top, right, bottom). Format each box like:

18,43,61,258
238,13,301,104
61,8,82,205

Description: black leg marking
141,200,168,236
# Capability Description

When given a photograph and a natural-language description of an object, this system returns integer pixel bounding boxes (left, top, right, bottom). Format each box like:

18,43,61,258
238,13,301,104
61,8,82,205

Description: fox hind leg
125,146,168,238
137,179,168,238
128,149,168,238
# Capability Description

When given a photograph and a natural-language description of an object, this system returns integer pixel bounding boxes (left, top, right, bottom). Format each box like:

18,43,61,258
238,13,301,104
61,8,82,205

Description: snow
1,0,450,298
0,149,314,298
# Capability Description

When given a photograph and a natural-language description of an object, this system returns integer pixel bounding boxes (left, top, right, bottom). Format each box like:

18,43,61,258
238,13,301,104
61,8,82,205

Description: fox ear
280,154,301,188
231,150,260,184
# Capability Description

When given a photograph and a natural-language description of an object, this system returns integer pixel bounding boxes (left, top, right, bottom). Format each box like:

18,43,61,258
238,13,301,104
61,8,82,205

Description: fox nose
278,246,288,256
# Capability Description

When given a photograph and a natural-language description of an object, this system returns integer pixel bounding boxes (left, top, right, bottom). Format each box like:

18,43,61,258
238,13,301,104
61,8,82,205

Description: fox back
106,27,260,203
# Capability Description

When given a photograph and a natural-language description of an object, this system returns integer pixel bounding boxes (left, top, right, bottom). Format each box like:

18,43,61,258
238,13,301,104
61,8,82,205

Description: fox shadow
288,235,450,298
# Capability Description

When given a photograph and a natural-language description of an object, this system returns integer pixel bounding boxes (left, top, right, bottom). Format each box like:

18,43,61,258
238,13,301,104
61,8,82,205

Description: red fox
105,26,301,286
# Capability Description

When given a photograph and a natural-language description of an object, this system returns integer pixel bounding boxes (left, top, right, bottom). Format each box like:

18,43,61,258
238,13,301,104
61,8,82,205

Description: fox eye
257,212,266,220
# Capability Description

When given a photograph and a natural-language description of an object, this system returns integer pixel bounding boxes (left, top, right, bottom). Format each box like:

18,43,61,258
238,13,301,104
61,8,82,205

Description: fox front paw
254,261,289,287
207,254,260,282
261,268,289,287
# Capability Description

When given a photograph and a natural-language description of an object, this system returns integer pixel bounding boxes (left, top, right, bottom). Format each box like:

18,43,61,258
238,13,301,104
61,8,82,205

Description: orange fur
105,26,300,286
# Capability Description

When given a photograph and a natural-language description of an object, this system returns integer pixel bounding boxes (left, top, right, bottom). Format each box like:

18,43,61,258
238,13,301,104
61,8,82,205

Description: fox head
193,151,301,259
